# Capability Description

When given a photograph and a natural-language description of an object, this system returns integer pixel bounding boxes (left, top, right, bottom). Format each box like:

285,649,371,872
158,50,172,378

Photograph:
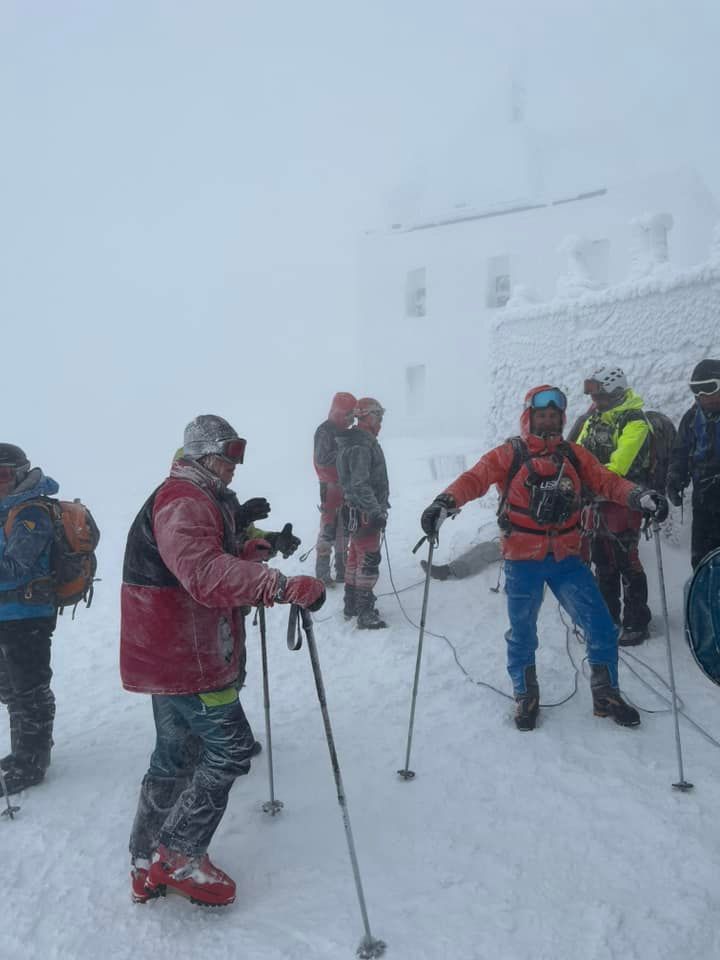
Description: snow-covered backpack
642,411,677,492
4,497,100,614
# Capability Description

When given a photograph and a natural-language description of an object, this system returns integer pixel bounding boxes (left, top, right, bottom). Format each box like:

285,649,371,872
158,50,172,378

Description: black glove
265,522,301,558
236,497,271,529
365,511,387,532
629,488,669,523
666,480,684,508
421,493,457,536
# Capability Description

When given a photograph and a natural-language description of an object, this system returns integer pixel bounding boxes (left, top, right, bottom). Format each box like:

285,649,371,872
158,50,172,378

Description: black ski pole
289,605,386,959
258,606,283,815
398,533,436,780
0,766,20,820
652,520,693,792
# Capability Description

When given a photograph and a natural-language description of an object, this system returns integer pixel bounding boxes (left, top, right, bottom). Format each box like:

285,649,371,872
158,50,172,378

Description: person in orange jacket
420,385,668,731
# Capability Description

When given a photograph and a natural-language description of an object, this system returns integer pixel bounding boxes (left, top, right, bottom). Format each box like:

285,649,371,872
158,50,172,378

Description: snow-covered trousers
590,528,651,631
504,555,619,694
0,617,56,772
344,524,382,593
129,691,256,860
315,482,349,576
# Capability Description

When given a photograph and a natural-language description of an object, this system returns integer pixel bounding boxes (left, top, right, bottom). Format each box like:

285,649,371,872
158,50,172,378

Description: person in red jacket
121,415,325,908
313,392,356,585
420,386,668,732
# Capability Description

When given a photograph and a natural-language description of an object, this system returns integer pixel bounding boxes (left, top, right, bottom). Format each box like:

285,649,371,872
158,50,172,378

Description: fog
2,0,719,509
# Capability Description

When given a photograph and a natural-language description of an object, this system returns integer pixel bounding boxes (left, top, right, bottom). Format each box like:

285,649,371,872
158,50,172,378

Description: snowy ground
2,436,720,960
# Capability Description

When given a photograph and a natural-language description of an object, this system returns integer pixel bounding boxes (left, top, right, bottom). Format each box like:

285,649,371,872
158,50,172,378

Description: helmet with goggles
355,398,385,419
690,358,720,397
0,443,31,489
583,366,627,401
183,415,247,464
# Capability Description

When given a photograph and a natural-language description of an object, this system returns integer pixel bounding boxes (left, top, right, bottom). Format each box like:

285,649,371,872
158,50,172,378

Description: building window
405,363,426,416
405,268,427,318
486,255,511,308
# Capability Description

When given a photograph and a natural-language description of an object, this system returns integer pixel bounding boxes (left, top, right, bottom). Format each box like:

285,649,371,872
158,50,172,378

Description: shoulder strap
497,438,528,518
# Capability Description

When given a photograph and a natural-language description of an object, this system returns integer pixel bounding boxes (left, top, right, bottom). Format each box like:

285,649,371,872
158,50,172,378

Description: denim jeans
504,554,619,694
129,690,256,859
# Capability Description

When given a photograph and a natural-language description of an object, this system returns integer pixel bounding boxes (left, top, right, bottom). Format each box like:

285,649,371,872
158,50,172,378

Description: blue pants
504,555,619,694
129,692,256,859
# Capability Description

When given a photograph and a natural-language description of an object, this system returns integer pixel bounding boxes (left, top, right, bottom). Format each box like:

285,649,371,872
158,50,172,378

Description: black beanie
691,359,720,382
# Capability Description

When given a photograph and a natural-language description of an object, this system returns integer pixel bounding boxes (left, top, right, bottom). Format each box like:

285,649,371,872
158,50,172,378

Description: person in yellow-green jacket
577,367,653,646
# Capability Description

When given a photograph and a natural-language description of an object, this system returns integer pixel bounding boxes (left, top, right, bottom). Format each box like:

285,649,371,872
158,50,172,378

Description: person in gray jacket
335,398,389,629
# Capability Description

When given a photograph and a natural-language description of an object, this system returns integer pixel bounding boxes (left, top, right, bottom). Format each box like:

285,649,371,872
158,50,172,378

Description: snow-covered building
357,168,719,444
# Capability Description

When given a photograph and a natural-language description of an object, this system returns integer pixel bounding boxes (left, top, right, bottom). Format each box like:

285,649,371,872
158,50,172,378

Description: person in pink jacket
121,415,325,908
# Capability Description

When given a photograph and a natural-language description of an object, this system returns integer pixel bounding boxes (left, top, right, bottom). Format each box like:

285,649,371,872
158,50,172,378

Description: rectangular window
405,267,427,318
405,363,426,416
486,255,510,308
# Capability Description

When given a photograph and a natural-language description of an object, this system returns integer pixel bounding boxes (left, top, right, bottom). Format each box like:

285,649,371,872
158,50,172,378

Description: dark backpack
643,411,677,491
4,497,100,614
582,408,676,490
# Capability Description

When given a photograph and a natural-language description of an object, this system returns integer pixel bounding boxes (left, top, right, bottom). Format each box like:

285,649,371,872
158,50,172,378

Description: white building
356,168,719,443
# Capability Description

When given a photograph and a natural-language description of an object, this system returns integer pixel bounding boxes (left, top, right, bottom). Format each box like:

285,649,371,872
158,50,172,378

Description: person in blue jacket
0,443,59,795
667,359,720,569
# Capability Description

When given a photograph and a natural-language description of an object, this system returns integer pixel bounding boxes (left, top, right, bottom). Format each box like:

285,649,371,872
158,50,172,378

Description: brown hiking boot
590,665,640,727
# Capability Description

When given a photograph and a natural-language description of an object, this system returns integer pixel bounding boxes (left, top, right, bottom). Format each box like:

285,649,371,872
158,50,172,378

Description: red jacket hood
328,392,357,427
519,384,567,447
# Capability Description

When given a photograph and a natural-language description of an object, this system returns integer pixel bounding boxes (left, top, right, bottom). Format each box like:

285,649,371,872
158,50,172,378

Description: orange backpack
4,498,100,614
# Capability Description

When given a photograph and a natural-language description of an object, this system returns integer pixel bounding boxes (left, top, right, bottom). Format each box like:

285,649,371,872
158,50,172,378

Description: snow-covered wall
488,247,720,445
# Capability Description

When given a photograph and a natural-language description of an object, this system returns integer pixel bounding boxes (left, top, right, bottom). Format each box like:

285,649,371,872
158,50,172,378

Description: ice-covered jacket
335,426,389,519
120,459,283,695
0,469,59,622
444,390,638,562
667,404,720,509
313,420,345,485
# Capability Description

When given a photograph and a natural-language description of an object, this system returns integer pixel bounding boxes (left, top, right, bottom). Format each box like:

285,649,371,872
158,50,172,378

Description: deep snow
2,435,720,960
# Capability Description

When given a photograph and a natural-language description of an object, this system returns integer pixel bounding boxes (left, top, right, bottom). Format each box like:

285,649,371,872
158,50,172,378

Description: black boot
618,626,650,646
356,589,387,630
420,560,454,582
343,584,357,620
0,760,46,795
514,665,539,731
590,665,641,727
315,553,334,587
334,559,346,584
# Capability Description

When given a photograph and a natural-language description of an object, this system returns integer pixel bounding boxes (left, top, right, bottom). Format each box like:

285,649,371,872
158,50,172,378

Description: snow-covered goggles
527,388,567,411
690,379,720,397
216,438,247,464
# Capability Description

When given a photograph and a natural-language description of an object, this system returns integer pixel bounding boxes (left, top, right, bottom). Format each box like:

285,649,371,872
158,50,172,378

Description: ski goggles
216,438,247,464
526,388,567,411
690,378,720,397
583,378,605,395
356,405,385,419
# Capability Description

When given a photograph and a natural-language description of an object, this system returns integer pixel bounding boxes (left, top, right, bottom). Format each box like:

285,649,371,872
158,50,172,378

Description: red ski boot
145,844,236,907
131,860,161,904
